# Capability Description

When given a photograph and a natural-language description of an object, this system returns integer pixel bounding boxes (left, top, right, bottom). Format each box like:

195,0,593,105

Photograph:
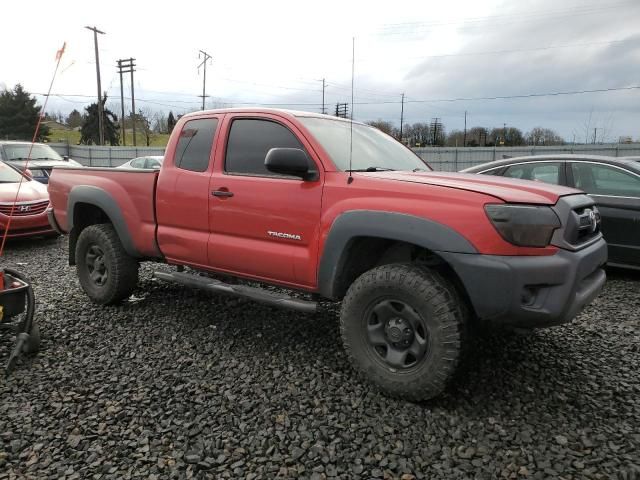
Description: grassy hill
46,124,170,147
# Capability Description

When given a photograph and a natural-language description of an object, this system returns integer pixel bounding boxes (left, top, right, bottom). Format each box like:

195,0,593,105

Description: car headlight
485,204,561,247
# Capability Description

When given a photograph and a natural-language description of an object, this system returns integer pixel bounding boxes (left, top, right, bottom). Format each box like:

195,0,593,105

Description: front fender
317,210,477,299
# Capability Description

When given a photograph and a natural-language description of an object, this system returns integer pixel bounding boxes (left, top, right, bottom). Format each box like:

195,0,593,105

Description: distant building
618,136,633,144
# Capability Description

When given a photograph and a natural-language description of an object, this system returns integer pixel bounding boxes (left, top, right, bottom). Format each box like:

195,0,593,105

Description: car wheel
340,263,466,401
76,224,139,305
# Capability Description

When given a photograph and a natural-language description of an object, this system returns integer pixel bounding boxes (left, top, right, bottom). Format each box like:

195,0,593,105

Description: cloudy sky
2,0,639,141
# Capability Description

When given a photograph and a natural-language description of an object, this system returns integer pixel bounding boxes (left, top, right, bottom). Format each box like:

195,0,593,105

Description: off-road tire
340,263,466,401
76,224,139,305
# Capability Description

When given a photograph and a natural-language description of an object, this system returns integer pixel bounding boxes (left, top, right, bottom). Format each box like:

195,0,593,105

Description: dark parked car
0,141,82,184
463,154,640,269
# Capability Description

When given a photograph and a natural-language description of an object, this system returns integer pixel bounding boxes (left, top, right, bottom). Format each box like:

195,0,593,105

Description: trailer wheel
76,224,139,305
340,263,466,401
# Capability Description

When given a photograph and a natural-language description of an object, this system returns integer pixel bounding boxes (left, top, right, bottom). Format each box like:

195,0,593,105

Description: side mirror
63,155,69,161
265,148,318,181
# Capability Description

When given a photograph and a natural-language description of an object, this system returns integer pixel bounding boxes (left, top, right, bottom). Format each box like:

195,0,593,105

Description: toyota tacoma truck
47,109,607,401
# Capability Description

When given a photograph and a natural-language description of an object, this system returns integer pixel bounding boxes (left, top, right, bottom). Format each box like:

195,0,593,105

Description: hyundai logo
19,205,31,212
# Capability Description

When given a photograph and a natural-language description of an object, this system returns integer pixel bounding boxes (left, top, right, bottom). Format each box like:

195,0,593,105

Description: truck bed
48,167,161,258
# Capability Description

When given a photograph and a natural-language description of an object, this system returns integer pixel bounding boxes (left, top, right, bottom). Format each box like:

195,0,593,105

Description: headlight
485,204,561,247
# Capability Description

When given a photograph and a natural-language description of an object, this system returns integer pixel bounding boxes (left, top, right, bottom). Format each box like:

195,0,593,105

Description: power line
34,84,640,109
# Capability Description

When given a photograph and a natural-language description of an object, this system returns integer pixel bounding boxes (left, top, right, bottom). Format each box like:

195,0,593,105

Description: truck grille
550,194,602,251
0,200,49,217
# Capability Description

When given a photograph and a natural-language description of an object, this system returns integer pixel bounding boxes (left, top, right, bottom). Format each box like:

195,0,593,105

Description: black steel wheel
85,244,108,287
76,224,139,305
365,298,430,371
340,263,466,401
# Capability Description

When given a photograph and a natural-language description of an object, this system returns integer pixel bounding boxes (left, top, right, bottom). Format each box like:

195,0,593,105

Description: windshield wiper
347,166,396,172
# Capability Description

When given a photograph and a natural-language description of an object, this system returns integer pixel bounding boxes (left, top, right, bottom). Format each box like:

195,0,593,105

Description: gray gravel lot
1,236,639,479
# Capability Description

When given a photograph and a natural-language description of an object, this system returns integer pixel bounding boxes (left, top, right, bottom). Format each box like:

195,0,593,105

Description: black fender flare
317,210,477,299
67,185,139,258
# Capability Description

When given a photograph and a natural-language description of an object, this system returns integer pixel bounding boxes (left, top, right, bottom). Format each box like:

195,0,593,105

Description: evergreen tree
167,111,176,134
80,95,120,145
0,84,50,141
66,109,84,128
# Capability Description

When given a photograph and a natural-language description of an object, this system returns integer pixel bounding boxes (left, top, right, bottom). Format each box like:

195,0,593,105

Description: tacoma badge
268,231,302,241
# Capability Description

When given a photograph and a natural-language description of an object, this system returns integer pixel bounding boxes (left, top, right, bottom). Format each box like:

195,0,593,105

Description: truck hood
0,180,48,203
361,171,579,204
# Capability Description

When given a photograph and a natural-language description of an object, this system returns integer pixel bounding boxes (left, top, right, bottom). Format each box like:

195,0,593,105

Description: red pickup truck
48,108,607,400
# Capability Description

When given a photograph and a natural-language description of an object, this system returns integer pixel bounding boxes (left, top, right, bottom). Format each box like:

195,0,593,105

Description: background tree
446,130,466,147
152,111,168,134
136,109,153,146
489,126,525,146
465,127,489,146
366,119,397,137
65,109,84,128
404,123,431,147
0,84,50,141
167,111,177,134
80,95,120,145
526,127,565,146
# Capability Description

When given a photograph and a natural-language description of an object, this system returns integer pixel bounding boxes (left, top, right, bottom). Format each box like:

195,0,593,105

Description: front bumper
440,238,607,328
0,213,55,239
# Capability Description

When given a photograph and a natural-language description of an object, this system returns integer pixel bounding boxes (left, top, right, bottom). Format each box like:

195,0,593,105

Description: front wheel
76,224,139,305
340,263,466,401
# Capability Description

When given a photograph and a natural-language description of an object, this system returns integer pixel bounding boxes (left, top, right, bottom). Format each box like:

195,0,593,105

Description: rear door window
130,158,146,168
571,162,640,197
175,118,219,172
503,162,562,185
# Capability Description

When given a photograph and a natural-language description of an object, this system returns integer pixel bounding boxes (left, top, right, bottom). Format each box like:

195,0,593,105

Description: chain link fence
49,144,165,167
50,143,640,171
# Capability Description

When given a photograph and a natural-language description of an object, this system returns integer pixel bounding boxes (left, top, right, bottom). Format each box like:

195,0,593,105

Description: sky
1,0,639,142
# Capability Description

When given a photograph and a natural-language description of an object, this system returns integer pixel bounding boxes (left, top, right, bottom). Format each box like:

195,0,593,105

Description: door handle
212,189,234,198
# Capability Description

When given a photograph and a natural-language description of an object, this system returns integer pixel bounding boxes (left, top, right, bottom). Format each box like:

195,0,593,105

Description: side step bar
153,271,317,313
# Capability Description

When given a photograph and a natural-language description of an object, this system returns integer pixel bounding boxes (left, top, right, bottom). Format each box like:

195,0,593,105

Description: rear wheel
76,224,139,304
340,263,466,401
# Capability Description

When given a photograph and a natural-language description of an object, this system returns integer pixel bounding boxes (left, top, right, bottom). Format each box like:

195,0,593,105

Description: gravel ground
1,236,639,480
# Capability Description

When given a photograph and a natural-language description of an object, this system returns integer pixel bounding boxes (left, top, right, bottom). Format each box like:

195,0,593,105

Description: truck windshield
2,144,63,161
298,117,430,172
0,162,24,183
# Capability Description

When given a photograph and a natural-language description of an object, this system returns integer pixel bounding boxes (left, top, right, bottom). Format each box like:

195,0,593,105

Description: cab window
225,119,305,177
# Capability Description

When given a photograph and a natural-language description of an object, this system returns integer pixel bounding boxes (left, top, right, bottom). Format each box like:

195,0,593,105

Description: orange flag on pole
55,42,66,61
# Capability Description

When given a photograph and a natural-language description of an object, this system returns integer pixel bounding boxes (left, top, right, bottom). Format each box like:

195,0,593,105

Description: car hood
360,171,580,204
0,180,48,203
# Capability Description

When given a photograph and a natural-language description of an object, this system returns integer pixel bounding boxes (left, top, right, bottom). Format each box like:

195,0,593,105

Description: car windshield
2,143,63,161
298,117,430,172
0,162,25,183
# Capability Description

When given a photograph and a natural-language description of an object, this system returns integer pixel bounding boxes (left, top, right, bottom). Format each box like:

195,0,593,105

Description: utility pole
503,122,507,146
463,110,467,147
399,93,405,142
85,26,105,145
117,58,136,146
198,50,212,110
592,127,599,144
321,78,326,114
